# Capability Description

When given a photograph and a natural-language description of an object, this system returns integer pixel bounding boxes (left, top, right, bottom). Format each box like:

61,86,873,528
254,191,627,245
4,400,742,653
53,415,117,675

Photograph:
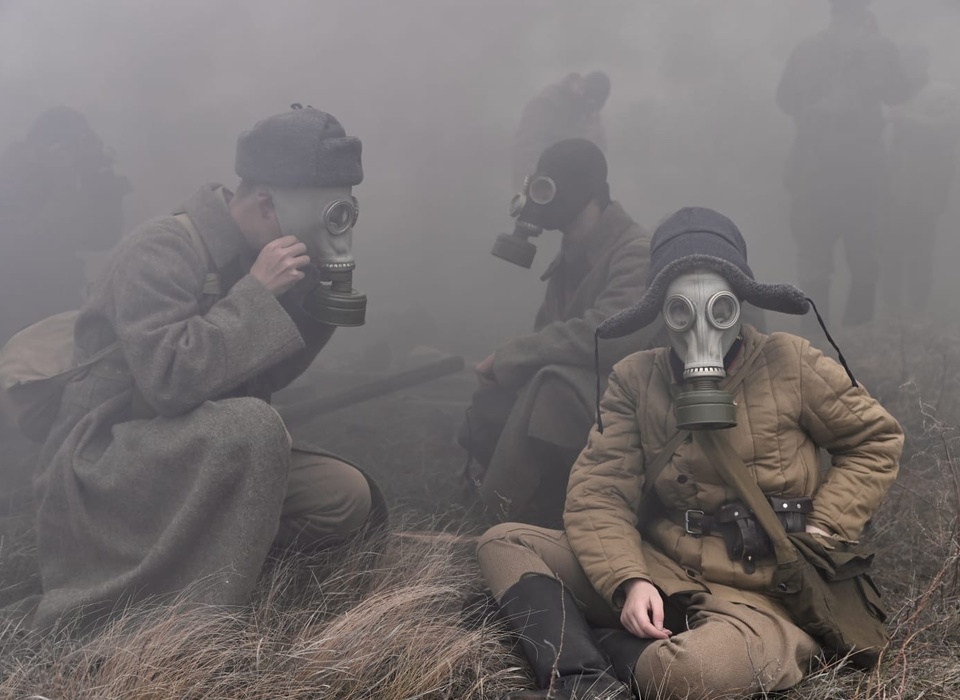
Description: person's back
0,107,129,344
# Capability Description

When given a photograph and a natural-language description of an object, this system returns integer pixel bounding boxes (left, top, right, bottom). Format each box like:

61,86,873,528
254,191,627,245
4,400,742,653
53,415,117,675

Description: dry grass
0,526,530,699
1,320,959,698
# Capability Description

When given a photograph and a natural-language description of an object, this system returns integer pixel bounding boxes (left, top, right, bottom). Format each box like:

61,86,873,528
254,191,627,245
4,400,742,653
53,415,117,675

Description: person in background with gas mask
512,72,611,191
477,207,903,700
460,138,659,529
16,105,385,632
777,0,922,329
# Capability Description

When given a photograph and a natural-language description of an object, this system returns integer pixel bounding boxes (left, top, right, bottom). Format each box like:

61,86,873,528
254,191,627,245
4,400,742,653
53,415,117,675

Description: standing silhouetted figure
777,0,922,328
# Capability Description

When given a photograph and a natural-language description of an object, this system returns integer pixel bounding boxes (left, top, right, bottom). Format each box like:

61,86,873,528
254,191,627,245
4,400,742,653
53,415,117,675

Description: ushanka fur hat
596,207,810,339
235,105,363,188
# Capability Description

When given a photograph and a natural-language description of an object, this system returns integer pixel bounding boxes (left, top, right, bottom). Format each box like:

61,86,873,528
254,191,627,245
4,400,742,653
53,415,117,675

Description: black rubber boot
499,575,634,700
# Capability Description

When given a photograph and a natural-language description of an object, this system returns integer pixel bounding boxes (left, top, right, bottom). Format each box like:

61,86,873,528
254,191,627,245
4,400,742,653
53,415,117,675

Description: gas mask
270,186,366,326
492,173,590,268
662,269,742,430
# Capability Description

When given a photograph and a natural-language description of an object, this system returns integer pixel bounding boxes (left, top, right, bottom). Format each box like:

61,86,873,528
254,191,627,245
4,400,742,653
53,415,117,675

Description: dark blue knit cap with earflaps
592,207,856,433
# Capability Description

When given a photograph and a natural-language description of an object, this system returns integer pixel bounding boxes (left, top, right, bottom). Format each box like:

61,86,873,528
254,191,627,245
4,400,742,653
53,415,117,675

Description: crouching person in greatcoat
478,207,904,699
26,105,385,632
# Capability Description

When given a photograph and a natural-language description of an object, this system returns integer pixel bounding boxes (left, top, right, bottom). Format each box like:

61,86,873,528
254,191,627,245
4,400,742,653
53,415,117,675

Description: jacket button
685,568,699,578
777,583,788,592
676,474,688,484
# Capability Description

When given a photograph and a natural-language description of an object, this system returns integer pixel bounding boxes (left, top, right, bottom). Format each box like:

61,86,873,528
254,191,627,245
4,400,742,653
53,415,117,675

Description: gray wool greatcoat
30,184,351,629
479,202,662,519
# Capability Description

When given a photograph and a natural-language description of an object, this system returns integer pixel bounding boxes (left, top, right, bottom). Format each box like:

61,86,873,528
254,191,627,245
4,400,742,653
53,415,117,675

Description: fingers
621,608,671,640
651,593,665,631
269,235,307,254
620,590,672,640
288,254,311,274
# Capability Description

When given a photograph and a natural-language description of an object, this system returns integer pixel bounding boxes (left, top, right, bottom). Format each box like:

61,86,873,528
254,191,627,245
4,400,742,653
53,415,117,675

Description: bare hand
475,353,497,387
620,579,672,640
250,236,310,297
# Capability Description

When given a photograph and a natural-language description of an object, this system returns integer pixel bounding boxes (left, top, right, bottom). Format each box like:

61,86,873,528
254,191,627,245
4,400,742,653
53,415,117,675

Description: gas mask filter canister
663,269,742,430
270,186,367,326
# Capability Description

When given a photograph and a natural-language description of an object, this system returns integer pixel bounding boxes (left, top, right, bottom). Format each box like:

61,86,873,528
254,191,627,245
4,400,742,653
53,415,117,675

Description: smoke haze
2,0,959,358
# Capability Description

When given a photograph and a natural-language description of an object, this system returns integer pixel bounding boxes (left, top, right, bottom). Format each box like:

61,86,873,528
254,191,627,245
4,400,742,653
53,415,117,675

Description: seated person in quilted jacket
477,207,903,700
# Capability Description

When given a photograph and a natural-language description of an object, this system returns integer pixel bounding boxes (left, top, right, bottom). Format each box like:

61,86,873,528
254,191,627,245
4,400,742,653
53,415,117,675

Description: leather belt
670,497,813,573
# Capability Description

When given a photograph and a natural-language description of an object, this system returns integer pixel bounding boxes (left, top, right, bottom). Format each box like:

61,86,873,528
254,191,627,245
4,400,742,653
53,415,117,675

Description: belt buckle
684,509,705,536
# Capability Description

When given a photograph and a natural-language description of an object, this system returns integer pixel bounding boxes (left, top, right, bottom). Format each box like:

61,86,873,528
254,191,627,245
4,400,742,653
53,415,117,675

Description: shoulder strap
637,334,770,514
698,429,798,565
174,212,222,296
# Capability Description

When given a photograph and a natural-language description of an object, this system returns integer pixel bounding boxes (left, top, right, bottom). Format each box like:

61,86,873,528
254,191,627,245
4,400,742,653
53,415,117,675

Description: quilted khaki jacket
564,324,903,617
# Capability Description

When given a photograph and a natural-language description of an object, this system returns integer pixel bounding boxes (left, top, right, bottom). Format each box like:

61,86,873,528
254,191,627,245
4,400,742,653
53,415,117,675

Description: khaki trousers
274,451,372,551
478,523,819,700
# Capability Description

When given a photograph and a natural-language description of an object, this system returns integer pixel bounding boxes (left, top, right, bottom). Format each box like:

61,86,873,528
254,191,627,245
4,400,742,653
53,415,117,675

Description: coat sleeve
798,339,904,540
111,223,306,416
563,364,652,605
491,238,651,389
246,296,337,396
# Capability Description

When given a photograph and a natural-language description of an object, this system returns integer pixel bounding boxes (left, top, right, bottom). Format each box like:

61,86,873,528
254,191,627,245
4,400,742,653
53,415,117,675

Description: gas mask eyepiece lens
527,175,557,205
324,198,359,235
664,295,696,332
707,291,740,329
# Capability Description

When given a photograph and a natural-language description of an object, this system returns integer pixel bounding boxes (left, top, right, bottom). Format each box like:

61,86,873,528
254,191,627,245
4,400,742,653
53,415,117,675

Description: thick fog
2,0,959,361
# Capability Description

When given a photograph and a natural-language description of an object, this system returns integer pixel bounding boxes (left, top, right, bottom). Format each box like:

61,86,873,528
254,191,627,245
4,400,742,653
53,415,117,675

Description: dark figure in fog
777,0,922,328
880,47,960,315
16,107,385,631
0,106,130,344
512,72,611,190
461,139,659,528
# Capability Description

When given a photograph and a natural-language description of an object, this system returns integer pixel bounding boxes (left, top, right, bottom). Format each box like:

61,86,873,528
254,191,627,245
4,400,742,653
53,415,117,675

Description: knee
476,522,530,559
634,636,762,699
307,464,372,537
218,398,290,455
476,522,552,599
327,466,373,535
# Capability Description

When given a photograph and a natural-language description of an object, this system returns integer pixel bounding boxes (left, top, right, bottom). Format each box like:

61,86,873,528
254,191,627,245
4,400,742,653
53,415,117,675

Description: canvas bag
0,213,219,442
699,429,890,670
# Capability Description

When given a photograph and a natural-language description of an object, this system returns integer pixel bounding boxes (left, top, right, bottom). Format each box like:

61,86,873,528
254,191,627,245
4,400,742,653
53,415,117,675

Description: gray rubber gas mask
270,186,366,326
492,171,591,268
663,269,742,430
491,175,558,268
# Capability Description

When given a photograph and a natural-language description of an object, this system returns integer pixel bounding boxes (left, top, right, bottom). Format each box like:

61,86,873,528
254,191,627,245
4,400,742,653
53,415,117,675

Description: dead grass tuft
0,525,528,699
